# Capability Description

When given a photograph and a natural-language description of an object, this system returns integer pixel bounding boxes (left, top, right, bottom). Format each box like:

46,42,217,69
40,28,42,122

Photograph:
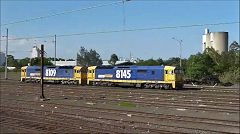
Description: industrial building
0,52,6,66
202,29,228,54
31,46,40,58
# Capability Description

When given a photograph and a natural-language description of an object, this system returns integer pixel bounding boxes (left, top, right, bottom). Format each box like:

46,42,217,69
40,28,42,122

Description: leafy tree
156,58,164,65
136,58,164,66
77,46,102,66
48,57,65,61
204,47,221,65
30,57,53,66
186,53,216,80
67,59,75,61
18,57,31,68
229,41,240,53
7,55,18,67
219,68,239,84
164,57,180,67
109,54,119,65
205,47,238,75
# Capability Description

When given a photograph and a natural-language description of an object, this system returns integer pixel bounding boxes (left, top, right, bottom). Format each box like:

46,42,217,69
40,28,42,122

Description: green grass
118,102,136,108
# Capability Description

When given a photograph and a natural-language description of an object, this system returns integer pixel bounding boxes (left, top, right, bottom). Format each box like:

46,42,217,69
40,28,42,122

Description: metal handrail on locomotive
21,65,183,89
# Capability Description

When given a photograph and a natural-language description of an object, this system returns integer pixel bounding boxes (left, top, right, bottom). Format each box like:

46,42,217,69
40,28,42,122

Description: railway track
1,88,239,114
1,82,239,110
1,107,118,133
1,80,239,94
1,100,239,133
1,92,239,114
1,82,239,101
1,79,239,133
0,106,189,134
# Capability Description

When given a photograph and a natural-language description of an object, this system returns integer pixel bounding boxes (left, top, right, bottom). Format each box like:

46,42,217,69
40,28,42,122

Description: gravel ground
0,72,239,133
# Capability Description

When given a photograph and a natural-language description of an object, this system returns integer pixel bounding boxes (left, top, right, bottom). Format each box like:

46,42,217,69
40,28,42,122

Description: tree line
2,41,238,85
76,41,239,85
0,56,75,70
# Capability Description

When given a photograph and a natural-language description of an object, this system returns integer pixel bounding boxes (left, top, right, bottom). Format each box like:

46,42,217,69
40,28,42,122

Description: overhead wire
1,21,238,42
1,0,132,26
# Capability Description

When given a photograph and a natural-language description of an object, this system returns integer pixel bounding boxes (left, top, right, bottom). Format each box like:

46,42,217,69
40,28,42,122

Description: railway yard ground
0,72,239,133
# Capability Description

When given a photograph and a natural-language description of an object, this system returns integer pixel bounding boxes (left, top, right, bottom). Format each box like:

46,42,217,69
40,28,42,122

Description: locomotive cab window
89,70,92,73
92,70,95,73
165,70,168,74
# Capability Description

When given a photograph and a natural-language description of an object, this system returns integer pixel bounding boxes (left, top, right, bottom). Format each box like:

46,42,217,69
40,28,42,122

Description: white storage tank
210,32,228,53
31,46,40,58
202,29,228,54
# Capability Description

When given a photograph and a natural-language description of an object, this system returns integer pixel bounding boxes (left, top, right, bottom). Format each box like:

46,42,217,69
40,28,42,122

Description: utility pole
0,26,1,55
5,29,8,79
40,44,45,100
54,35,56,65
172,37,183,69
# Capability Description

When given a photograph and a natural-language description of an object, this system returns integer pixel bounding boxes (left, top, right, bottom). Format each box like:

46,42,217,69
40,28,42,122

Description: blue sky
1,0,239,60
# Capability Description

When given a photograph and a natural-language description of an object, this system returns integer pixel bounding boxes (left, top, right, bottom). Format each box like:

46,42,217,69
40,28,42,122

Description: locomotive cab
87,66,97,85
164,66,183,89
21,66,27,82
174,69,183,89
73,66,87,85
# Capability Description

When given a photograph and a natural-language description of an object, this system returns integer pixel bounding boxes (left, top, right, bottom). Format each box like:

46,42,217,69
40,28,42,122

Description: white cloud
1,36,55,59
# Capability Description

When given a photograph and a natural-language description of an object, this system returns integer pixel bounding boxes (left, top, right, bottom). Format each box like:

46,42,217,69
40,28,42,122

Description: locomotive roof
96,65,166,69
26,66,75,69
115,66,165,69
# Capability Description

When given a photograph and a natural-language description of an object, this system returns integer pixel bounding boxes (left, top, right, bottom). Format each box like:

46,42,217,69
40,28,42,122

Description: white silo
31,46,40,58
210,32,228,53
202,29,228,54
202,29,210,52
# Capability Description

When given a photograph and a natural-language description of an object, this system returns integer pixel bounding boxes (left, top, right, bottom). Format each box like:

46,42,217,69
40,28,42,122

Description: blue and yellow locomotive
21,66,87,85
21,65,183,89
88,66,183,89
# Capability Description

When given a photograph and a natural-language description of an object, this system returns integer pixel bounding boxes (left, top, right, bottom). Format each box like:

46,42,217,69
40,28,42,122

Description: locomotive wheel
144,84,150,89
163,84,172,90
163,84,169,90
155,84,160,89
135,83,143,88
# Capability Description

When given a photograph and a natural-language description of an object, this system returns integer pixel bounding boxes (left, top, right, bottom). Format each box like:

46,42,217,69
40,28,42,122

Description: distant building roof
102,60,134,66
51,60,77,66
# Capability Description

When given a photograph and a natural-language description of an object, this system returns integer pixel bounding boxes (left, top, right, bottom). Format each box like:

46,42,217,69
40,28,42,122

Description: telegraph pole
40,44,45,100
5,29,8,79
54,35,56,65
